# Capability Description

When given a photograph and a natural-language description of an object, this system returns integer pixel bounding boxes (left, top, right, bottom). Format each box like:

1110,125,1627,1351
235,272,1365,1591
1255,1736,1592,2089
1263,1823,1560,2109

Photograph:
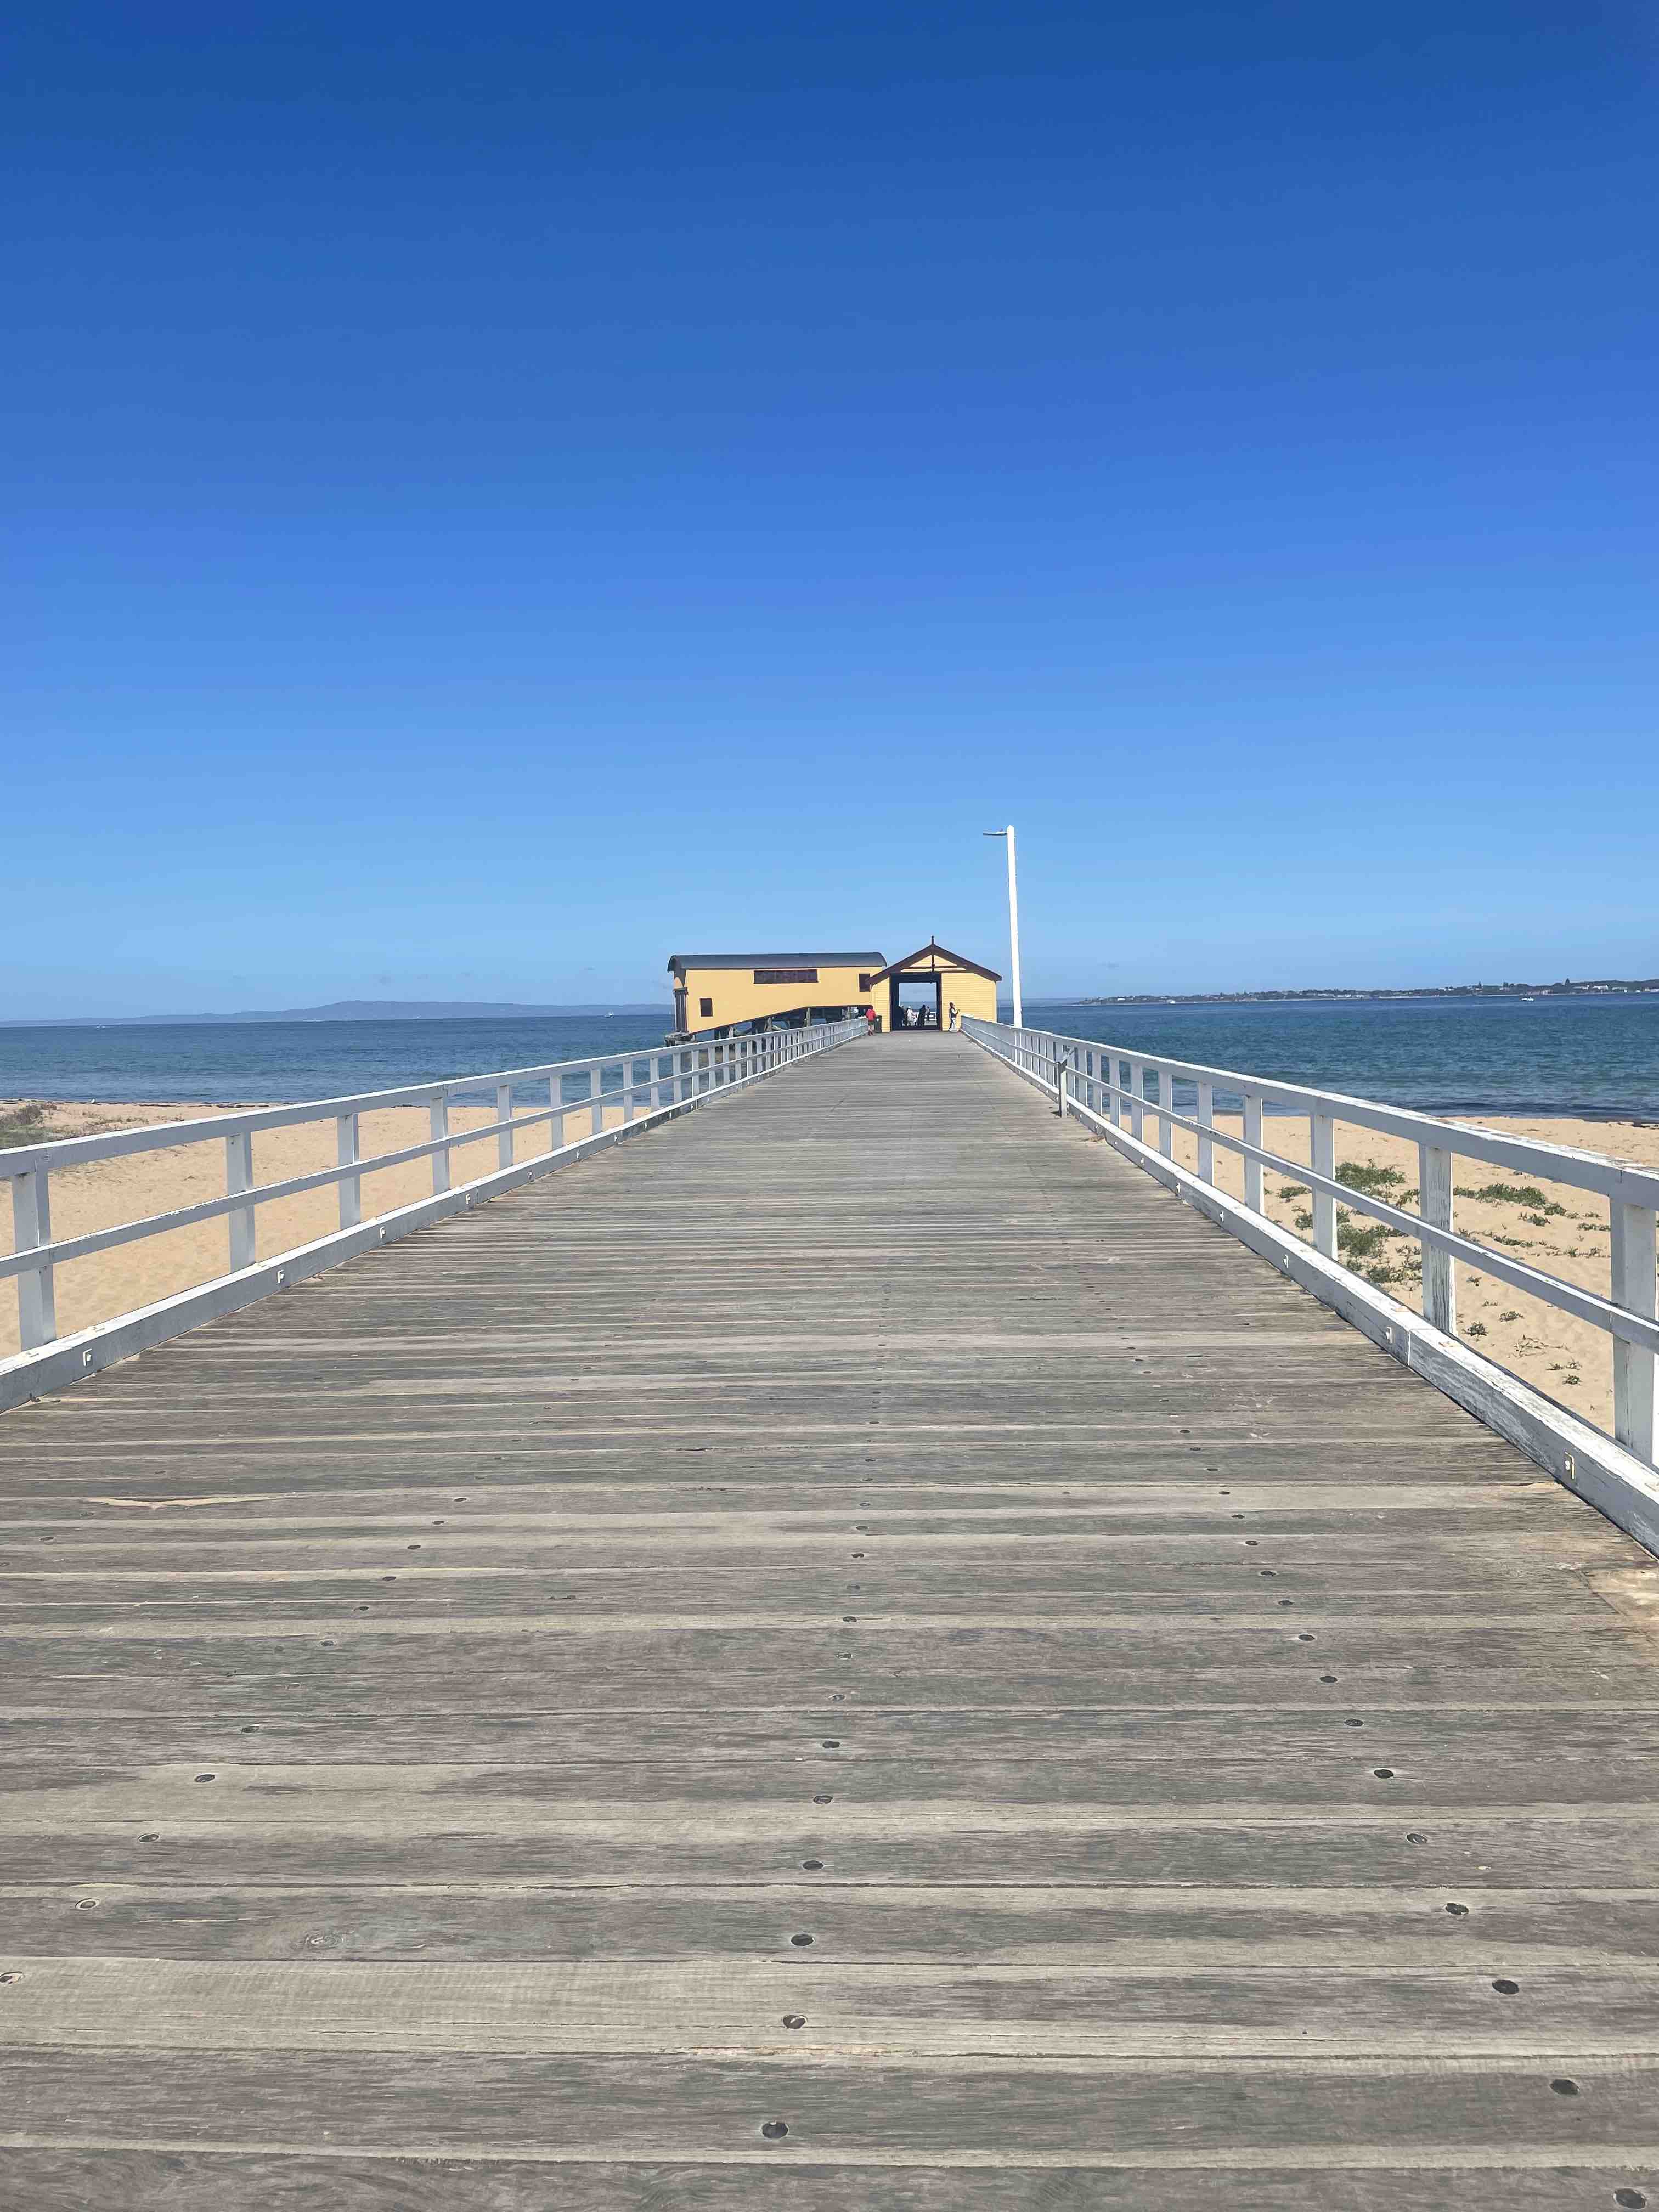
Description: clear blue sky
6,2,1656,1016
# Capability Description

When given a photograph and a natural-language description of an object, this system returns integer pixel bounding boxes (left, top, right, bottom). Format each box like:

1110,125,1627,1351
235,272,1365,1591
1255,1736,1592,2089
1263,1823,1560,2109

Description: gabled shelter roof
865,939,1002,986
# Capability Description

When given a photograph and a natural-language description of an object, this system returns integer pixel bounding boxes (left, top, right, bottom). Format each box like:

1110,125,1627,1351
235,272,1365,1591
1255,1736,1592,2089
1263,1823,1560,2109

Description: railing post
496,1082,515,1164
1611,1200,1657,1464
1159,1068,1174,1159
1419,1142,1454,1333
337,1113,361,1229
1311,1112,1336,1257
1243,1092,1263,1212
10,1169,57,1351
1128,1060,1145,1143
226,1131,256,1271
431,1097,450,1194
1197,1081,1214,1182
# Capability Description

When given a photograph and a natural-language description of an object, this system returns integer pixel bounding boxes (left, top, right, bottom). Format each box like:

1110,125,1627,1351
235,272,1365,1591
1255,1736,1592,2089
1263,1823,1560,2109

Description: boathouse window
859,974,876,992
754,968,817,985
699,997,713,1017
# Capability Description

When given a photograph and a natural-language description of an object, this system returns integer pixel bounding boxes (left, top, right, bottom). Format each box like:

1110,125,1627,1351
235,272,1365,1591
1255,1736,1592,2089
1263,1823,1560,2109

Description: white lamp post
983,825,1022,1027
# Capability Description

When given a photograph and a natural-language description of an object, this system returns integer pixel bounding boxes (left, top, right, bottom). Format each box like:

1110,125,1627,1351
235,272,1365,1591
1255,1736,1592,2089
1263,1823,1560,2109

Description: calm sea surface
0,1014,675,1108
0,996,1655,1118
1014,995,1659,1120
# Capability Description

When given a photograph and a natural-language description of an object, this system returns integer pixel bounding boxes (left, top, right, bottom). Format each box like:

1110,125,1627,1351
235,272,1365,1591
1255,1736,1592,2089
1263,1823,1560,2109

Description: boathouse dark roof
667,951,887,975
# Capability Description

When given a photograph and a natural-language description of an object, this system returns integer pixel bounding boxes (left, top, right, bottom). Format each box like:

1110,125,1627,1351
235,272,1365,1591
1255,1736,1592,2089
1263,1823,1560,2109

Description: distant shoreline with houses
1073,978,1659,1007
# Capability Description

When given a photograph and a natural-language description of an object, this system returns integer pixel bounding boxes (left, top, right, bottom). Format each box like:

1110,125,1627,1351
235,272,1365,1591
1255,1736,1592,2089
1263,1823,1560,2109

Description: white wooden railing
2,1016,867,1403
965,1015,1659,1475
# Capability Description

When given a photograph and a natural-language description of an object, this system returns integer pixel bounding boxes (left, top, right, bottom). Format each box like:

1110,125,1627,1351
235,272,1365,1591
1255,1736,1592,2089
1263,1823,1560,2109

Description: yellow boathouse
667,940,1001,1038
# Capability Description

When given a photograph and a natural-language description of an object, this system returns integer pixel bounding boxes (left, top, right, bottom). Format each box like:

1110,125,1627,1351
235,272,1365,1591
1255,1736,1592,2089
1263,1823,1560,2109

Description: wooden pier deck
2,1034,1658,2207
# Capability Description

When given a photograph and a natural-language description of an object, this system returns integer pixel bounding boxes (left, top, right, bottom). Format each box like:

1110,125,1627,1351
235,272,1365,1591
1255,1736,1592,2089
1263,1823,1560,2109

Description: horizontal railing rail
964,1015,1658,1474
3,1017,868,1389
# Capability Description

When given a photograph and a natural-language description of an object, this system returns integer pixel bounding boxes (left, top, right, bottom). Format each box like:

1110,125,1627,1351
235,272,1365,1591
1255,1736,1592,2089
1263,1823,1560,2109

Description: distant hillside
8,1000,667,1028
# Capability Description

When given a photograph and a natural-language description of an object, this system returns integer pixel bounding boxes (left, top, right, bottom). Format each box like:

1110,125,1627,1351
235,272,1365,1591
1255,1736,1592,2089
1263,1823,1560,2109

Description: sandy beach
4,1090,1657,1440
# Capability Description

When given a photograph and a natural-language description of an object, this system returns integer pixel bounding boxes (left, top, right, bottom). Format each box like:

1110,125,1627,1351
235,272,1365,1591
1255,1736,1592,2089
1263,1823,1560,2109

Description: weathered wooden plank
2,2151,1651,2212
0,1576,1627,1630
0,1444,1537,1498
8,1744,1659,1819
2,1614,1639,1661
0,1490,1609,1544
8,1954,1659,2056
0,1570,1621,1621
10,1813,1659,1891
7,1705,1655,1770
5,1882,1658,1965
3,2045,1658,2160
6,1660,1651,1720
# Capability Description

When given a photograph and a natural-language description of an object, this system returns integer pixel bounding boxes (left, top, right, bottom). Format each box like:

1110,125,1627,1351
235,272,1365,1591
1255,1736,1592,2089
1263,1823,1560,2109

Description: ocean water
0,995,1654,1118
1012,995,1659,1121
0,1013,677,1108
